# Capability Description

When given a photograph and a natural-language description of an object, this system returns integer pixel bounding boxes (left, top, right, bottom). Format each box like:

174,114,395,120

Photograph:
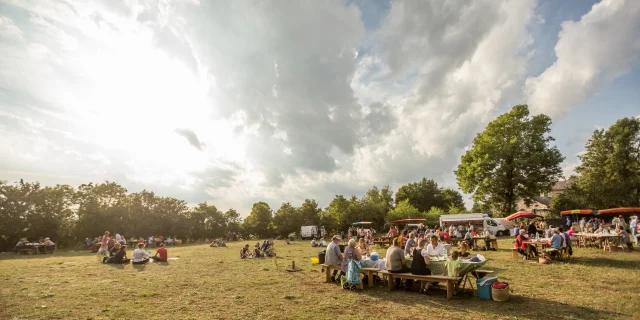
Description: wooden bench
320,264,380,288
372,240,392,247
379,270,461,300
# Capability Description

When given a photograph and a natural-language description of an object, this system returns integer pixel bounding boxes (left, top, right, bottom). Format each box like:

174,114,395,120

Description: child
443,250,461,296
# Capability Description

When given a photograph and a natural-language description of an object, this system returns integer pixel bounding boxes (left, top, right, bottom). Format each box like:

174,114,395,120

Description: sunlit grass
0,239,638,319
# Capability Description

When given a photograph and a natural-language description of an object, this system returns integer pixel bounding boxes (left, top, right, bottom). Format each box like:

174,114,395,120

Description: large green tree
575,117,640,207
243,202,273,238
455,105,564,216
273,202,300,237
395,178,465,213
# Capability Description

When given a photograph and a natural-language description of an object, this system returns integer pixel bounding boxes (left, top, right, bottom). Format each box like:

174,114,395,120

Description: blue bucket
477,277,498,300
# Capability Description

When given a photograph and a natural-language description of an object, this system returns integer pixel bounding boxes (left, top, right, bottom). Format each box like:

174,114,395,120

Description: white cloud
525,0,640,119
0,16,24,41
1,0,635,216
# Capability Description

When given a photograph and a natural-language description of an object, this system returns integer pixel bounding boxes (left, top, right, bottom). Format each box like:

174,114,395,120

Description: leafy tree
298,199,321,226
243,202,273,238
575,117,640,208
386,199,421,222
223,209,242,233
322,195,350,231
455,105,564,216
548,190,587,219
395,178,465,213
361,185,394,229
273,202,300,237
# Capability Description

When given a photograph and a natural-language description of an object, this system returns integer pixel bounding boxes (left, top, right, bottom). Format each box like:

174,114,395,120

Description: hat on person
332,235,342,241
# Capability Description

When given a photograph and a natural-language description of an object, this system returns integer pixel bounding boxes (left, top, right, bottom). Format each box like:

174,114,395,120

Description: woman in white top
132,243,150,264
424,235,445,262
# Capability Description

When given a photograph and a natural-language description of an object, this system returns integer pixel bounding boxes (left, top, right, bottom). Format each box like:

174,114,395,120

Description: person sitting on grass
240,244,250,259
132,243,150,265
319,238,327,247
311,238,318,247
254,243,263,258
103,245,130,264
219,239,226,247
152,243,168,262
443,250,461,296
110,242,122,257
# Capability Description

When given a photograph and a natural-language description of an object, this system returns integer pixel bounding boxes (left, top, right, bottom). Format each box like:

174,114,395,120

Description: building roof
552,179,575,191
532,196,551,206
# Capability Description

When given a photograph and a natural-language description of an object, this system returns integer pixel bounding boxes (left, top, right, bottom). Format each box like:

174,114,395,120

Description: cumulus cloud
1,0,635,215
525,0,640,119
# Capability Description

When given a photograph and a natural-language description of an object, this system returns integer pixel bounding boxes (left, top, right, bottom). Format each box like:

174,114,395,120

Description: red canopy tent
504,211,543,221
597,207,640,216
560,209,596,216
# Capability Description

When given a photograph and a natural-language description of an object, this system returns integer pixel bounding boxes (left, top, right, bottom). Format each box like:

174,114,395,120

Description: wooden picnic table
575,233,623,252
523,239,549,259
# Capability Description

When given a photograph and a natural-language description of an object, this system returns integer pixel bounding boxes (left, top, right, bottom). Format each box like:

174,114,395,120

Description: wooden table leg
325,266,331,282
367,272,374,288
387,274,394,291
446,280,454,300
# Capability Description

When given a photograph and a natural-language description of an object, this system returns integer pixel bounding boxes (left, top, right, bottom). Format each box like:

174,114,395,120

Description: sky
1,0,639,216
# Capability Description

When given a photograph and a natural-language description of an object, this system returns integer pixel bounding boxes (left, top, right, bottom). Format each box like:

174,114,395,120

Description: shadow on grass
360,283,622,319
569,256,640,270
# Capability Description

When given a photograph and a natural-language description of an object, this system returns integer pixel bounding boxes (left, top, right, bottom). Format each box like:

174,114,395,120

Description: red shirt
156,247,167,261
516,234,527,249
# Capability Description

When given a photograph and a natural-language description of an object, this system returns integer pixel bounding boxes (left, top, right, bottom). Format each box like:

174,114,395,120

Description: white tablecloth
361,258,386,269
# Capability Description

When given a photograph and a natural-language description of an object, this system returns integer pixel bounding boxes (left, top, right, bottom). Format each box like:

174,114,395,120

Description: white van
439,213,510,236
300,226,326,240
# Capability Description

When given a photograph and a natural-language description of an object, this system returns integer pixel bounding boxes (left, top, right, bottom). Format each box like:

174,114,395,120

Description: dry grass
1,239,639,320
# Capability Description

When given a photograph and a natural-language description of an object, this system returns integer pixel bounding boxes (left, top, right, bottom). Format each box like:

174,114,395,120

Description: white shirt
630,218,638,228
132,249,149,262
319,240,326,246
115,234,122,241
424,243,445,257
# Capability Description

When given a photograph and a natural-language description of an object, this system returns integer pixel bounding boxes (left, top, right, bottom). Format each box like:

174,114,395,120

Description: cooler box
317,250,326,264
477,277,498,300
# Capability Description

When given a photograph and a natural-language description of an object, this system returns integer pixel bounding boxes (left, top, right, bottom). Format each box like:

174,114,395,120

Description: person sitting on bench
483,228,497,250
443,250,461,296
132,243,150,264
103,245,130,264
325,235,344,282
13,238,29,253
357,238,369,255
152,243,168,262
411,239,432,294
544,229,563,259
43,237,55,253
385,237,410,290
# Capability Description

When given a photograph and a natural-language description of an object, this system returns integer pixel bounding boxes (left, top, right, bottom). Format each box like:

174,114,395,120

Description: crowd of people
324,233,475,295
94,231,170,264
386,223,497,251
240,240,276,258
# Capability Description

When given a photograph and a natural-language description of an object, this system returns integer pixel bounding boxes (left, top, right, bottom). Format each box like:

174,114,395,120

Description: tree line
2,105,638,249
0,178,465,250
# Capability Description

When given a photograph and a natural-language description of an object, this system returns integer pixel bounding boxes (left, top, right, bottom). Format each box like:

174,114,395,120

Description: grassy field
1,239,639,320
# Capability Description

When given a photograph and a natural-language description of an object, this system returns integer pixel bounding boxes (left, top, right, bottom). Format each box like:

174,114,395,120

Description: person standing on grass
631,216,638,244
132,243,150,264
152,243,168,262
97,231,110,256
325,235,344,282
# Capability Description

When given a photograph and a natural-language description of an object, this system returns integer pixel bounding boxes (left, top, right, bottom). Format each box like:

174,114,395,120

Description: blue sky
0,0,638,214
